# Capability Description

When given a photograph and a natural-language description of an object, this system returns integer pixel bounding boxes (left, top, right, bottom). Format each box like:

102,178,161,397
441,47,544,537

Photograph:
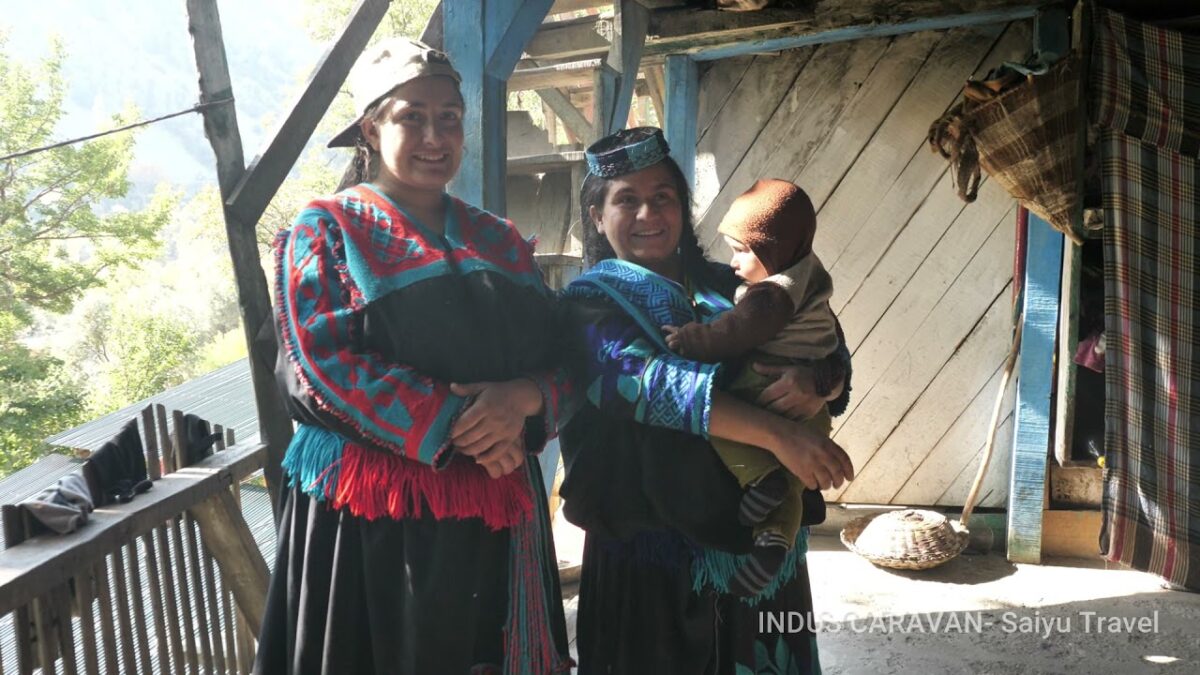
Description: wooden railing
0,405,269,674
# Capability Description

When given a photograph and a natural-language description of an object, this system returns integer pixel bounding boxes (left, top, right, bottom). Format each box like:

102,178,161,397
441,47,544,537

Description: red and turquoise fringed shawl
274,184,570,526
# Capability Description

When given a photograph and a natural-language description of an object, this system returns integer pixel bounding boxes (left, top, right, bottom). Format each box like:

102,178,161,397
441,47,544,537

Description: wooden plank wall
693,21,1032,508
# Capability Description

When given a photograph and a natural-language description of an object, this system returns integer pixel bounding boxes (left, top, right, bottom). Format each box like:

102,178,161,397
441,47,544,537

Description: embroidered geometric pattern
566,259,726,436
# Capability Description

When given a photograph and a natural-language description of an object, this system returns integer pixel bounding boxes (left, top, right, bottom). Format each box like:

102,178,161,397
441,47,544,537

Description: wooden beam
0,443,266,617
549,0,609,15
592,67,618,141
186,0,293,515
188,489,270,636
421,2,444,50
225,0,389,226
527,14,612,61
447,1,555,213
488,0,558,79
536,88,594,142
602,0,649,136
523,1,1041,62
511,58,603,90
664,54,698,187
1054,240,1081,466
508,151,587,174
187,0,243,197
644,63,665,122
445,3,504,212
1007,212,1064,564
675,5,1042,60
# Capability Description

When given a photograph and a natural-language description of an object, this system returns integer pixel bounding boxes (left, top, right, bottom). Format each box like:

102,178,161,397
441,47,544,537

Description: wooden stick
230,479,253,675
183,515,216,673
73,569,100,675
143,406,163,481
176,412,217,673
199,527,228,674
108,548,138,672
155,405,175,474
124,541,153,674
141,530,172,674
961,320,1024,527
207,423,240,674
31,592,58,675
167,409,201,674
51,583,78,675
2,505,35,675
168,517,198,675
219,580,239,675
189,489,268,634
173,410,188,470
93,562,120,675
153,526,185,674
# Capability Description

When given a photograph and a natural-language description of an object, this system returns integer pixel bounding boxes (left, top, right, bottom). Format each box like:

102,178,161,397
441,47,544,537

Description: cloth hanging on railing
181,413,222,467
1093,7,1200,590
19,472,93,535
83,418,151,507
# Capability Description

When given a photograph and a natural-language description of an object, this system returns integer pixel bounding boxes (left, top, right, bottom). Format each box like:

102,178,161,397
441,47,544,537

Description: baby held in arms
664,179,845,597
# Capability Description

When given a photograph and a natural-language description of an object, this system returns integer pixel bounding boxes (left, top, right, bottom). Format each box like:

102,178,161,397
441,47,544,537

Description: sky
1,0,322,199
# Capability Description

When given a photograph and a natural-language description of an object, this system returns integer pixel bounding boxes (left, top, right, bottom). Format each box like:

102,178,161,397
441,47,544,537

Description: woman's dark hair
336,98,388,191
580,156,714,285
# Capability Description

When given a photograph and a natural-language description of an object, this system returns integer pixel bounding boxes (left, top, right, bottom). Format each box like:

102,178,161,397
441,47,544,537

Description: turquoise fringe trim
281,424,345,501
691,527,810,606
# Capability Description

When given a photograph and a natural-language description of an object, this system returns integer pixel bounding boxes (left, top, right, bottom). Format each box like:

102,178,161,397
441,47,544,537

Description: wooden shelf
507,151,586,174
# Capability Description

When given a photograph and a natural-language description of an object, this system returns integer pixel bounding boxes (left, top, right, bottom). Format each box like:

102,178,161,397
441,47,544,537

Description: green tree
104,311,199,406
0,34,172,474
0,316,86,474
301,0,438,44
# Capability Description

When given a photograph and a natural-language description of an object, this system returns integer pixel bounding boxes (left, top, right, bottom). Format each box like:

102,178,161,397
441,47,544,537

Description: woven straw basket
840,509,970,571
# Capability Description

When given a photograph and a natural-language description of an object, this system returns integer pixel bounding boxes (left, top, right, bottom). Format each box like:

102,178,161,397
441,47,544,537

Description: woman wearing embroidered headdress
254,38,571,675
558,127,854,674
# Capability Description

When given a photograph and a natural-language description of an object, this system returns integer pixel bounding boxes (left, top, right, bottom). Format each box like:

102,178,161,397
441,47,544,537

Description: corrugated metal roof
44,358,261,454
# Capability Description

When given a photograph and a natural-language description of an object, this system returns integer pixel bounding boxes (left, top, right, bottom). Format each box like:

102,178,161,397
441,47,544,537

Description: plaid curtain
1093,8,1200,589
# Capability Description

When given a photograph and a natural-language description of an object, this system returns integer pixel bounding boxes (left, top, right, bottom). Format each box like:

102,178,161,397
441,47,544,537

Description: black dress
254,185,571,675
559,259,847,675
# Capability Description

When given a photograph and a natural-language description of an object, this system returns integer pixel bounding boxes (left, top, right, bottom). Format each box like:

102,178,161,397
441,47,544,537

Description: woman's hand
752,362,841,420
709,391,853,491
472,439,528,479
449,379,543,458
767,422,855,491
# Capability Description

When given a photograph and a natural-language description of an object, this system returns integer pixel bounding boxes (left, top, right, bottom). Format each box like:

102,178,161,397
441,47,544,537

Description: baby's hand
662,325,682,351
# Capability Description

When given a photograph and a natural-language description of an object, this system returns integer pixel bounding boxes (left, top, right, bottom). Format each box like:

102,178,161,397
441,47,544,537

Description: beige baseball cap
327,37,462,148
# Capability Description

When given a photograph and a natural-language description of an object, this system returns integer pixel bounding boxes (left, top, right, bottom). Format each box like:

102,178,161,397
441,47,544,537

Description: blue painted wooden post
664,54,698,188
1007,213,1064,563
1005,3,1073,565
444,0,553,214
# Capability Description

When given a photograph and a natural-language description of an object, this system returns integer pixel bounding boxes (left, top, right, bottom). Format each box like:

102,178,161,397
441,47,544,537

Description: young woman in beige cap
254,39,571,675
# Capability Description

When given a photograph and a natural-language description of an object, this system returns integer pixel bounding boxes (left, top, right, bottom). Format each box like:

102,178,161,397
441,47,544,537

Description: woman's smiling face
362,75,464,196
589,162,684,272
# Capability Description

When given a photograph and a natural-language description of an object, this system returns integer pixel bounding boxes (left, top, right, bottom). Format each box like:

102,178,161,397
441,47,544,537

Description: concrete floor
806,535,1200,675
555,518,1200,674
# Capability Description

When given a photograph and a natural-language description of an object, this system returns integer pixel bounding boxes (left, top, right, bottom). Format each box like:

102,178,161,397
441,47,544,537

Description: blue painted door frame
444,0,554,214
